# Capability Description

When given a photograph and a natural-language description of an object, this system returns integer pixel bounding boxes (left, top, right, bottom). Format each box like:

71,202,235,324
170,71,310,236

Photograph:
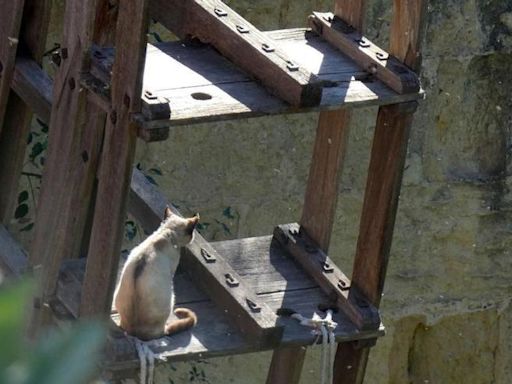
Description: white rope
133,337,156,384
289,310,337,384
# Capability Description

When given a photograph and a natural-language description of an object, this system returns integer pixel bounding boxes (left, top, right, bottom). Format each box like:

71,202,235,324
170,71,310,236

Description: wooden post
333,1,426,383
28,0,118,336
265,3,366,383
80,0,150,317
0,0,25,134
0,0,50,224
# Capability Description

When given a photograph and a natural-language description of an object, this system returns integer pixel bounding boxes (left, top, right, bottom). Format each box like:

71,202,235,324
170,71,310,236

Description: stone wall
11,1,512,383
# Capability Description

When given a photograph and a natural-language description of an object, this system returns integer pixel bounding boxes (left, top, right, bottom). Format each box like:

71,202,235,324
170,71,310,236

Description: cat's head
162,206,200,247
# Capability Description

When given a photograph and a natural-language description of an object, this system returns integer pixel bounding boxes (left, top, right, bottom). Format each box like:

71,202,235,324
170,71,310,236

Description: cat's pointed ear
164,206,173,220
187,214,200,232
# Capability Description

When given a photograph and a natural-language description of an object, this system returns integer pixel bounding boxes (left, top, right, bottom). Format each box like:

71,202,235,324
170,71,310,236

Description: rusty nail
214,7,227,17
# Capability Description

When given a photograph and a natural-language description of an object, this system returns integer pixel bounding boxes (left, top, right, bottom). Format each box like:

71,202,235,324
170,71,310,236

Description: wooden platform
91,28,422,133
56,235,383,377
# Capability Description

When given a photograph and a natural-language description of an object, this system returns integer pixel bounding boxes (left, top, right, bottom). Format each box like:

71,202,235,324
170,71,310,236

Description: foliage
0,281,107,384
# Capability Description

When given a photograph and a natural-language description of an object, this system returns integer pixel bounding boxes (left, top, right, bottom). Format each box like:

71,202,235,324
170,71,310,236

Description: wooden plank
52,236,383,377
149,0,323,107
334,1,426,383
27,0,115,337
0,0,25,133
89,29,422,130
0,0,51,224
273,223,380,331
127,168,282,345
309,12,420,94
80,0,150,318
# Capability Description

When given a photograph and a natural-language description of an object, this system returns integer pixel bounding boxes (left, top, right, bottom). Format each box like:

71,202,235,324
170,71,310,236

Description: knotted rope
289,310,338,384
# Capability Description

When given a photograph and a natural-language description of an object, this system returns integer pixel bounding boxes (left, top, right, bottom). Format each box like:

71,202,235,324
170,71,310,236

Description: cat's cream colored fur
113,207,199,340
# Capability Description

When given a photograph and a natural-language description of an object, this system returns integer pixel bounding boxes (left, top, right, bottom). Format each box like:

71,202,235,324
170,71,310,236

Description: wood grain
28,0,117,336
80,0,150,317
266,3,369,383
0,0,25,133
309,12,420,94
0,0,51,224
150,0,323,107
334,1,426,383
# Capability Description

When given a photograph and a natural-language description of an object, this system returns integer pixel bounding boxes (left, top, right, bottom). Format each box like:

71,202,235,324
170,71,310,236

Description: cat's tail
164,308,197,335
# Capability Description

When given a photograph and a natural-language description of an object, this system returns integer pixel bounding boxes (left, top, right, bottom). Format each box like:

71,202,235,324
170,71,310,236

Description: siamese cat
113,207,199,340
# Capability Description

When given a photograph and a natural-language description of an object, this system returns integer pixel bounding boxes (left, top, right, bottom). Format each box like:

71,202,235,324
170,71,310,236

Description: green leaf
18,191,29,204
14,204,29,219
29,142,45,163
0,282,33,368
21,322,107,384
222,207,235,219
20,223,34,232
148,168,163,176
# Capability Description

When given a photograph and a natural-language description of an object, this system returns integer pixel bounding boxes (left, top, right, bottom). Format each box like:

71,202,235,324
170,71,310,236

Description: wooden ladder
0,1,426,383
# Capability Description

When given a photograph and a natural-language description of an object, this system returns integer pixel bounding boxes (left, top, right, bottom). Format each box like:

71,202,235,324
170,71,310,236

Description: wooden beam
0,0,51,224
80,1,150,317
27,0,116,337
273,223,380,331
333,1,426,383
309,12,420,94
149,0,323,107
0,0,25,133
266,2,367,383
128,168,283,345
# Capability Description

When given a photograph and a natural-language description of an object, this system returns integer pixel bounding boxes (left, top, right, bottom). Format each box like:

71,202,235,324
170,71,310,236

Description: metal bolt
322,262,334,273
288,227,300,237
286,60,299,71
376,51,388,61
262,43,275,53
337,279,349,291
246,298,261,313
201,248,216,263
144,90,157,100
214,7,227,17
355,37,370,48
236,25,250,34
225,273,239,287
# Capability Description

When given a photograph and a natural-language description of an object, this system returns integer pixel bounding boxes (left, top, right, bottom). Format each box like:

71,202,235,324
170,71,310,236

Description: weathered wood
28,0,115,336
80,0,150,317
273,223,380,331
128,168,283,345
89,29,423,131
309,12,420,94
300,109,352,249
334,1,426,383
0,224,28,278
150,0,323,107
52,236,383,377
0,0,51,224
0,0,25,133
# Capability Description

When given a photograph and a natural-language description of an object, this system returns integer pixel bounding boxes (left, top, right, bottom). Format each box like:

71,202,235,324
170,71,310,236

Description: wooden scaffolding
0,0,425,383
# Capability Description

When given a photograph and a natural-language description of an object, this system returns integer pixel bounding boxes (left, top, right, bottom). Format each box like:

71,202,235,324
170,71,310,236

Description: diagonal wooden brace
273,223,380,331
129,169,283,347
309,11,420,94
149,0,323,107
